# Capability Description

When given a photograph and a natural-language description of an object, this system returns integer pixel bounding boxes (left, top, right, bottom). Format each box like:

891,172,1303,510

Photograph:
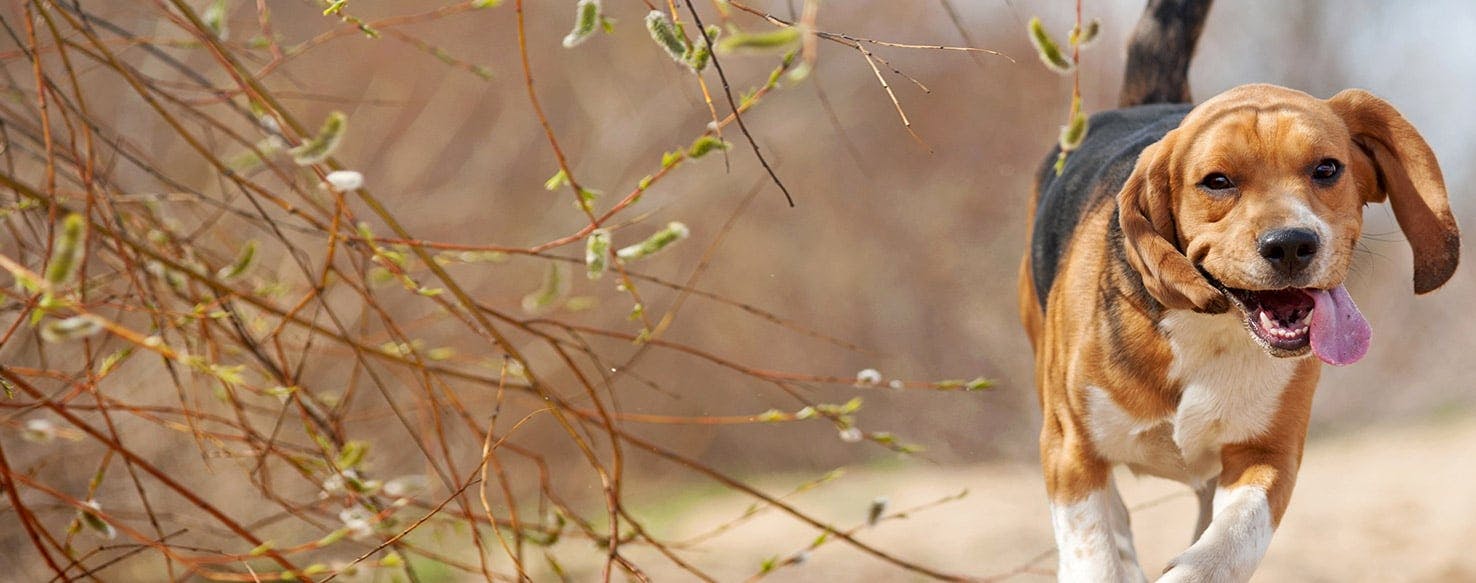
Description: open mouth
1211,282,1373,366
1223,288,1315,355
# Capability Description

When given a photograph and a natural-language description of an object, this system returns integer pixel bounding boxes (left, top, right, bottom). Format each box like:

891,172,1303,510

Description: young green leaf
685,25,721,71
1070,19,1101,47
544,168,570,191
335,440,369,470
715,26,802,55
521,262,569,313
217,240,258,281
203,0,229,38
686,135,730,159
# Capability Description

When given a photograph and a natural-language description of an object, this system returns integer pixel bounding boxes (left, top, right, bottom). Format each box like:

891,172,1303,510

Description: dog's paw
1157,552,1246,583
1157,560,1216,583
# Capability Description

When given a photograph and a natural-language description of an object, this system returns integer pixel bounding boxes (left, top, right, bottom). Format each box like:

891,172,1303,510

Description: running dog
1018,1,1459,580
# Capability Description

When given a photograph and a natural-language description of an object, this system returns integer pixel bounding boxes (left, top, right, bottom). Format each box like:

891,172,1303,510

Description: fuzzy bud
616,222,689,262
585,229,610,280
686,135,730,159
1059,109,1090,152
45,214,86,288
521,262,569,313
715,26,803,55
867,496,888,526
1070,19,1100,47
685,25,721,71
78,500,116,540
1028,17,1073,73
21,419,56,443
217,240,258,282
645,11,689,64
562,0,602,48
288,111,347,165
40,315,103,343
325,170,364,191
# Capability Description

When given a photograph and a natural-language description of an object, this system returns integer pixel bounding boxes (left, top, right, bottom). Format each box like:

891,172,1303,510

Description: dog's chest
1087,312,1299,483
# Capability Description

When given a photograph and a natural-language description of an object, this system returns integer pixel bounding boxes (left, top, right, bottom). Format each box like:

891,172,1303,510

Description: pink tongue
1307,286,1371,366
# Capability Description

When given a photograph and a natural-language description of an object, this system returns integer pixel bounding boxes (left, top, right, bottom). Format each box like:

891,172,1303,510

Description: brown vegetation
0,1,1469,581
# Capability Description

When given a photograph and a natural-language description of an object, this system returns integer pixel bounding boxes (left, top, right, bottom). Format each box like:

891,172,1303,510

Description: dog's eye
1199,173,1235,191
1312,159,1342,182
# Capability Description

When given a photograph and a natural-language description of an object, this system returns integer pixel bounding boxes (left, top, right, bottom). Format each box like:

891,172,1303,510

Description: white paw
1157,485,1270,582
1157,559,1217,583
1157,552,1245,583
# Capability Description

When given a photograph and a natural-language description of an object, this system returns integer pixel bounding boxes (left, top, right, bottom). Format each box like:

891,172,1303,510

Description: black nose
1258,228,1320,276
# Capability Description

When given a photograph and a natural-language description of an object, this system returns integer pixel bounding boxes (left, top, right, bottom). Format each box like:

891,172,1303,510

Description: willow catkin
585,228,610,280
288,111,347,165
1028,17,1073,73
645,11,689,64
45,213,86,287
562,0,601,48
616,222,689,261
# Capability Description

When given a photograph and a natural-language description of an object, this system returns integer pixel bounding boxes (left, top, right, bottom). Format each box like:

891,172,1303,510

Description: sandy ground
572,416,1476,582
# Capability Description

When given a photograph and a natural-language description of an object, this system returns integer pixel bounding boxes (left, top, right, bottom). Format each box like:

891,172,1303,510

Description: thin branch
682,0,795,207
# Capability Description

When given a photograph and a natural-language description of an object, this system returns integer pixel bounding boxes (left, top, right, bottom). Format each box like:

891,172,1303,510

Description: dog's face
1175,87,1365,292
1118,84,1460,360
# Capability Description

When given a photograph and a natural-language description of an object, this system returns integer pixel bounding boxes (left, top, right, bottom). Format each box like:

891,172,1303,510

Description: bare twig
682,0,795,207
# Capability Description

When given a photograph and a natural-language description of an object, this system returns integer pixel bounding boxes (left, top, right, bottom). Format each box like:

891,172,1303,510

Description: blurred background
1,0,1473,580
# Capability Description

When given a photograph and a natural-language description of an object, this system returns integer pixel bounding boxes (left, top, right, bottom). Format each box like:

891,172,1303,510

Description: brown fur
1219,358,1318,524
1327,89,1461,293
1021,84,1460,512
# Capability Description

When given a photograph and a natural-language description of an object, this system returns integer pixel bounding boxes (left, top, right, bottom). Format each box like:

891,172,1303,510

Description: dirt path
606,417,1476,581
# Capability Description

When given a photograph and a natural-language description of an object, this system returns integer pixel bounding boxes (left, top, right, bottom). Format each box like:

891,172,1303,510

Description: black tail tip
1119,0,1214,108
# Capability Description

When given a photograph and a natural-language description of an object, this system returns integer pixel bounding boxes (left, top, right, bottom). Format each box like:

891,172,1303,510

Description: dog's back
1018,0,1212,346
1028,104,1189,309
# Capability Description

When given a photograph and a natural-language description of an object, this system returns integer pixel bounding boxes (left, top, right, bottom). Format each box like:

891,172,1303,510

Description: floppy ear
1327,89,1460,294
1117,139,1229,313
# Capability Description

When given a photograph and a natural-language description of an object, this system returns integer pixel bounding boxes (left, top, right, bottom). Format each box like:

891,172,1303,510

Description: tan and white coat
1018,84,1459,582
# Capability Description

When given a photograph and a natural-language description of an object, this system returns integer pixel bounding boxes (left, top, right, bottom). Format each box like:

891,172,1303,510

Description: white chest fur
1086,311,1300,484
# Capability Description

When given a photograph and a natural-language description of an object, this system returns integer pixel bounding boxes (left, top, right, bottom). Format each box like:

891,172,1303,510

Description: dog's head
1118,84,1460,363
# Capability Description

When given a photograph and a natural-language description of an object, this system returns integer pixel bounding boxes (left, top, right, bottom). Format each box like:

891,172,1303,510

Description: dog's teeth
1299,310,1313,325
1259,311,1276,331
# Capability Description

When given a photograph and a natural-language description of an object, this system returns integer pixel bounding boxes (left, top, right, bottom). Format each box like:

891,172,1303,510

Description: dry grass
1,2,1472,582
0,2,1008,581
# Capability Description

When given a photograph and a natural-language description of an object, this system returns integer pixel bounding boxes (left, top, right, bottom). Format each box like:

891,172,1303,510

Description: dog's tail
1119,0,1214,107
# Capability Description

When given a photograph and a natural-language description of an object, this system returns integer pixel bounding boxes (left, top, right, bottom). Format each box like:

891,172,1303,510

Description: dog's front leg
1159,445,1298,583
1042,413,1146,582
1161,365,1315,583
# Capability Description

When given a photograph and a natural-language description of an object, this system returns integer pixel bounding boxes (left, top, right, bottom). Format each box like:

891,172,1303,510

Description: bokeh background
2,0,1474,581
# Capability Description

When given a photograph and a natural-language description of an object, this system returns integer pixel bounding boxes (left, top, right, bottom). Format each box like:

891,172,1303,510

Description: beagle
1018,1,1460,581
